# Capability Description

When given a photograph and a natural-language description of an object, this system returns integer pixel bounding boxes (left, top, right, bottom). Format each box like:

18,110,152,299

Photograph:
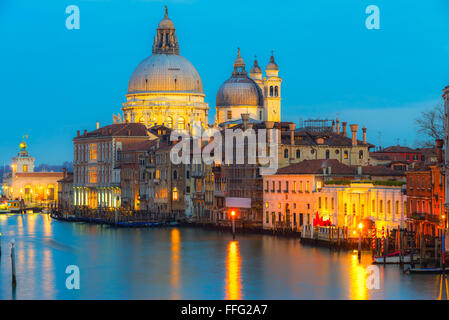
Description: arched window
173,170,178,180
270,86,274,97
167,116,173,128
325,150,330,159
274,86,279,97
177,117,185,130
172,187,178,201
359,150,364,159
284,148,289,159
296,150,300,159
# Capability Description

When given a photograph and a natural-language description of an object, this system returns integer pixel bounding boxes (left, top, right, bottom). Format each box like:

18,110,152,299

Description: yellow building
119,7,209,133
2,139,65,205
317,182,407,233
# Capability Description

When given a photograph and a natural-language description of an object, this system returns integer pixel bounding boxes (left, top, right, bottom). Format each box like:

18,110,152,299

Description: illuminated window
359,150,364,159
172,187,178,201
344,151,348,159
177,117,185,130
293,181,296,192
227,111,232,119
395,201,399,214
23,165,28,172
167,116,173,128
89,144,98,161
88,167,98,184
306,181,310,192
155,170,160,179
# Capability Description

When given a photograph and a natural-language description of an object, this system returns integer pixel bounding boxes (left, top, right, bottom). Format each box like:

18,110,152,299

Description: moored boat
373,251,418,264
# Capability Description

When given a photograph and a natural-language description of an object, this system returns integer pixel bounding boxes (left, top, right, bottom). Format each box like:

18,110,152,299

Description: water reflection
349,253,367,300
225,241,242,300
171,228,181,299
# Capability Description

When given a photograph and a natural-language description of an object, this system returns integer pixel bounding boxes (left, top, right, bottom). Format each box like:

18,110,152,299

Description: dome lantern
152,6,179,55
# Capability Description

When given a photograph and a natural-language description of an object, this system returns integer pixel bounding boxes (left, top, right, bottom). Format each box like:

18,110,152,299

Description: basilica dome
127,54,203,94
216,49,263,107
127,6,203,95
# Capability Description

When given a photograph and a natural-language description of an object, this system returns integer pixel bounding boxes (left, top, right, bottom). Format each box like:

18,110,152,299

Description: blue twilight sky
0,0,449,166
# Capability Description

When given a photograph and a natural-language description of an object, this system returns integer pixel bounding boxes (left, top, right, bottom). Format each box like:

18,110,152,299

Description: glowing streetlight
357,222,363,261
230,209,236,240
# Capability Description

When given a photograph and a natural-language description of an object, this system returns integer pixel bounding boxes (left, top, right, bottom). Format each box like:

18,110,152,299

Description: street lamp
230,209,236,240
358,222,363,261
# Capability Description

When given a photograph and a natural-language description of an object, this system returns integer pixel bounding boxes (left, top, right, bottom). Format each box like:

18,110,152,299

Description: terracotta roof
357,165,405,176
74,123,150,139
276,159,354,175
123,139,158,152
275,159,405,177
380,145,417,153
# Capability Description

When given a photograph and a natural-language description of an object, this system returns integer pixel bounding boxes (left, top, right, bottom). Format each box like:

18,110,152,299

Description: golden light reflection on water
43,214,52,237
171,228,181,299
349,254,368,300
225,241,242,300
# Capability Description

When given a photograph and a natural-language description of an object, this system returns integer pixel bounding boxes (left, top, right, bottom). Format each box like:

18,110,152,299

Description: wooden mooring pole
10,240,16,288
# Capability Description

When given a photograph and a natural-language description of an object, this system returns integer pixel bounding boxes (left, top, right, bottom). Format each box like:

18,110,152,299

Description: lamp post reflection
225,240,242,300
171,228,181,299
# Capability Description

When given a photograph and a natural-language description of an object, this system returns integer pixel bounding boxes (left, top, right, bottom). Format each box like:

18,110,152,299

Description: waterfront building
406,139,445,235
119,139,158,210
57,170,73,211
370,145,425,165
263,159,406,233
119,7,209,133
72,123,156,208
2,139,64,205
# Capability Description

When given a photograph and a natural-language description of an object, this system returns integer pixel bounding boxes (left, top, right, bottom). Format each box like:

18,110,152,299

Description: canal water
0,214,445,300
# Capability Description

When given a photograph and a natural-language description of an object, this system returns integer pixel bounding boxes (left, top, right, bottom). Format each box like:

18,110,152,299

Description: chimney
332,121,335,133
83,129,87,136
350,124,359,146
362,127,367,144
241,113,250,130
265,121,275,144
436,139,444,163
336,118,340,134
288,123,296,146
77,130,80,137
108,128,112,135
342,122,347,136
96,121,100,130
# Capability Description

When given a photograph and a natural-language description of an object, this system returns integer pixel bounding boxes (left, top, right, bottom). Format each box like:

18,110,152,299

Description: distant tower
263,52,281,122
11,136,34,174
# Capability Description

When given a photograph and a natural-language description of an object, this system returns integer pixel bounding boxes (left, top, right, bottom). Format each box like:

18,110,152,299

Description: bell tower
263,52,281,122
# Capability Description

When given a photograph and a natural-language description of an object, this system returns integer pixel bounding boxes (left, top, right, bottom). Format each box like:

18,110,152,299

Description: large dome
216,77,263,107
127,54,203,94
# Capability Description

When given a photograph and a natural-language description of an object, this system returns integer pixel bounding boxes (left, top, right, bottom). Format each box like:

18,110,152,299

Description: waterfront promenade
0,213,446,299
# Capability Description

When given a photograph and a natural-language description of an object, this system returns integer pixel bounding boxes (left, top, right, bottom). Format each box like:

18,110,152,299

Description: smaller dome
250,57,262,74
266,54,279,71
